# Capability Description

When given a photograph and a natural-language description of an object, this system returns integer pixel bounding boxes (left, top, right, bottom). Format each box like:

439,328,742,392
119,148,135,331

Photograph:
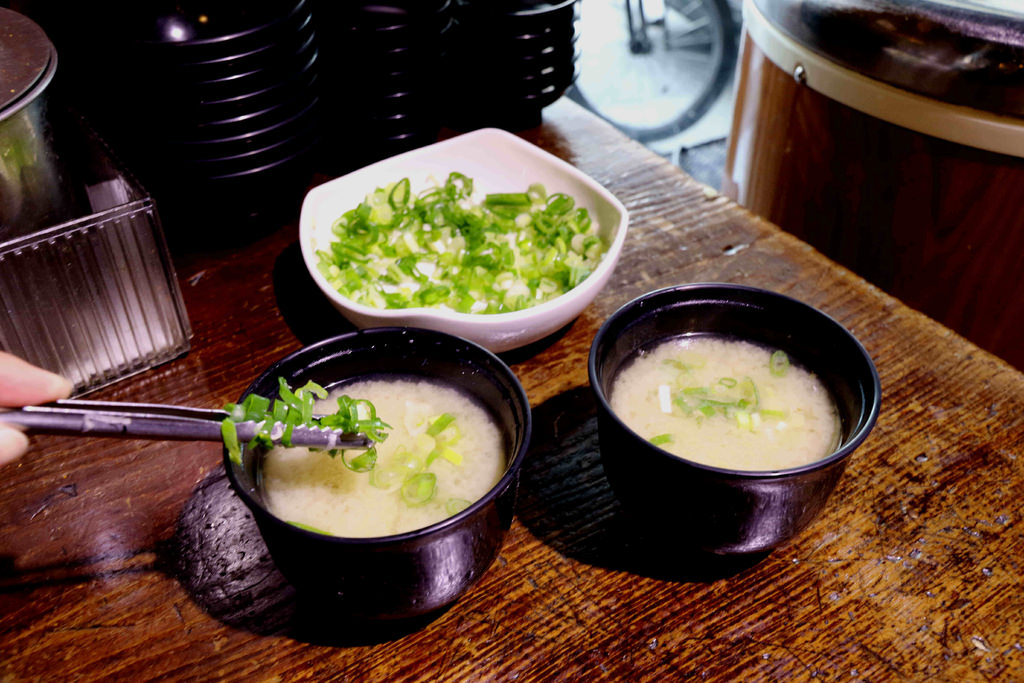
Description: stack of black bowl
445,0,581,131
21,0,322,246
312,0,455,173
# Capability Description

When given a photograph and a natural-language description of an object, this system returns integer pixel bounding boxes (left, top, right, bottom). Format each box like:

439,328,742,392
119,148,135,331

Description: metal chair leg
627,0,653,54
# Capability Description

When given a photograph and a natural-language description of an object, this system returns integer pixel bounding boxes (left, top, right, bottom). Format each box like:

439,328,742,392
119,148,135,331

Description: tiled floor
570,0,741,189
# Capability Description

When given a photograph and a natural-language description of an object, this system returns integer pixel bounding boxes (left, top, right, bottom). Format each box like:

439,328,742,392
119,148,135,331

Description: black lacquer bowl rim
132,0,309,49
588,282,882,480
223,327,533,546
455,0,578,18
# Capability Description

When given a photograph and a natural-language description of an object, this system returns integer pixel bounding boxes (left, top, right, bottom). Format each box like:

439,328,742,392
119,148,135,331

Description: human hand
0,352,73,466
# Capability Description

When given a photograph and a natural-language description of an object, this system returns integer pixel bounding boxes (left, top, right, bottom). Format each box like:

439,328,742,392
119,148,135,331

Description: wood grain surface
2,99,1023,682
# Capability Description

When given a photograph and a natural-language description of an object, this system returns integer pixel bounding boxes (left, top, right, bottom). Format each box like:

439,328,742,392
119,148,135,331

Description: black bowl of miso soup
588,283,880,555
223,327,532,619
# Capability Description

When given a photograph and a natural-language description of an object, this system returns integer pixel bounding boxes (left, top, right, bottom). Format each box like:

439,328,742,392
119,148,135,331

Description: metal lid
0,8,58,122
752,0,1024,117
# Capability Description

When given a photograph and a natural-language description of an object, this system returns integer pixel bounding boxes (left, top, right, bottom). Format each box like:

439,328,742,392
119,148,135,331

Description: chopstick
0,399,373,450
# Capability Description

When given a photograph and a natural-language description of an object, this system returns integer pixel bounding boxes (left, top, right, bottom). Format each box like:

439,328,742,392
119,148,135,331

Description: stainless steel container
0,110,193,395
724,0,1024,369
0,8,192,394
0,8,77,236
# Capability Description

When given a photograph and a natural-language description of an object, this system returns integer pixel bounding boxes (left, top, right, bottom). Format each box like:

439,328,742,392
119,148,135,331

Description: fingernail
48,373,74,399
0,428,30,467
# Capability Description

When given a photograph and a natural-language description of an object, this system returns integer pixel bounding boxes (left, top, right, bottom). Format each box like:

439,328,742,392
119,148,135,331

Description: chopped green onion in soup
260,377,505,538
220,378,391,465
612,337,840,471
315,172,609,314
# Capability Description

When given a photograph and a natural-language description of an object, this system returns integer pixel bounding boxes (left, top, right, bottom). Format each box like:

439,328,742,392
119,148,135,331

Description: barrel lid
0,8,58,121
752,0,1024,117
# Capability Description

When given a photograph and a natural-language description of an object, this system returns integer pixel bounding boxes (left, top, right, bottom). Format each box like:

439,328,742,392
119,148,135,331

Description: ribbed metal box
0,113,191,394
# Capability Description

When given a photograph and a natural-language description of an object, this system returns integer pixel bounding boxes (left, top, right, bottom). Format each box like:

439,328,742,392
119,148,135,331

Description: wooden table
2,99,1023,681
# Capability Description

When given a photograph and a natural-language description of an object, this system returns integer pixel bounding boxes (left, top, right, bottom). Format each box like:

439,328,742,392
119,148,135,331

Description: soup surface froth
261,377,505,537
609,335,840,471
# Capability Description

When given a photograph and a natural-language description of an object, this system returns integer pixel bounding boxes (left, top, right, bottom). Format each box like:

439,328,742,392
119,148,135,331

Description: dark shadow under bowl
588,283,881,555
223,328,532,619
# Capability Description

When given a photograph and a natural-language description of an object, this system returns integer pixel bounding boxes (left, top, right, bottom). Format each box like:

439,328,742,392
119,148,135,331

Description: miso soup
610,336,840,471
261,376,505,537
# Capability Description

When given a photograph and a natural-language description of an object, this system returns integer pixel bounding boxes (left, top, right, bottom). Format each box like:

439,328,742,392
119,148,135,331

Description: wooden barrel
724,0,1024,370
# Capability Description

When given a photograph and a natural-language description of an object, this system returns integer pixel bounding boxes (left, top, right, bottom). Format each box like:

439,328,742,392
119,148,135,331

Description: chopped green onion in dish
315,172,609,314
220,378,391,465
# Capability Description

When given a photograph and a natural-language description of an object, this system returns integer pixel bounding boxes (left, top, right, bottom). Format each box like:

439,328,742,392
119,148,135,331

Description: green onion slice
769,350,790,377
446,498,471,516
426,413,456,437
342,447,378,472
289,521,331,535
438,446,462,466
739,377,760,410
222,418,241,464
389,177,411,209
401,472,437,506
484,192,531,207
